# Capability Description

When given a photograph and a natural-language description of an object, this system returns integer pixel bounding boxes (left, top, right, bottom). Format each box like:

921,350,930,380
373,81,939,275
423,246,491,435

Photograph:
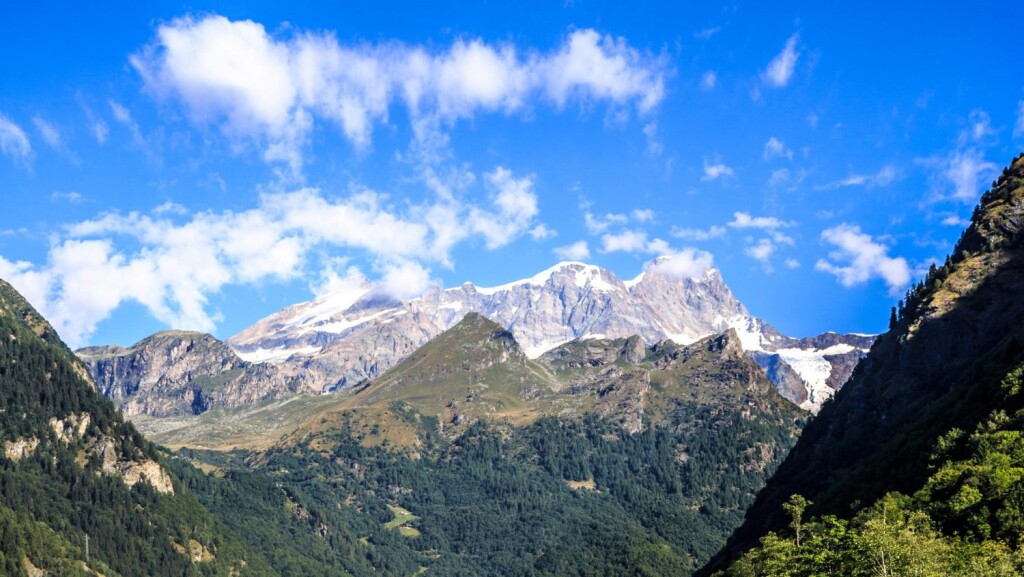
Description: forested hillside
703,153,1024,575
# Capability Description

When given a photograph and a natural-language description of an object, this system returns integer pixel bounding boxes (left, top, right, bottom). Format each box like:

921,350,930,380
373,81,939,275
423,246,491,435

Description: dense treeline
176,396,798,576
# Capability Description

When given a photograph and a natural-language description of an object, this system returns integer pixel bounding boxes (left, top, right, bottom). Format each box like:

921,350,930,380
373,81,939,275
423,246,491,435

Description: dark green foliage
718,365,1024,575
182,400,798,576
0,280,279,576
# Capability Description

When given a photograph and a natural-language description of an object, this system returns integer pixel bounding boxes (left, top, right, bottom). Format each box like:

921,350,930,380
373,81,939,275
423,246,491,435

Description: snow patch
236,345,321,364
774,344,858,411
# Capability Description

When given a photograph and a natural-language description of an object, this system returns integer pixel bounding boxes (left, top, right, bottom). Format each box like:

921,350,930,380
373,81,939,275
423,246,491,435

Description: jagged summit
79,257,870,416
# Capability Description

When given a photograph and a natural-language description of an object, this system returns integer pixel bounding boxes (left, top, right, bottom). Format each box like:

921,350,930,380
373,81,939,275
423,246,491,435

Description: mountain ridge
82,259,870,418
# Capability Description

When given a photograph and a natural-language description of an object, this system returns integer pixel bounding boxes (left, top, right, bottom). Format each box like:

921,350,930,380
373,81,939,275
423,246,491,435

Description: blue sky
1,1,1022,348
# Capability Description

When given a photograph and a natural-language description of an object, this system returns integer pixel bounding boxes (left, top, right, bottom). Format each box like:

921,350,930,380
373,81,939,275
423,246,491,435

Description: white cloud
132,15,668,176
108,100,155,160
784,258,800,269
762,33,799,88
940,214,970,227
600,229,650,253
554,240,590,261
762,136,792,160
815,224,910,294
769,168,791,187
941,150,997,203
1016,101,1024,139
642,122,663,155
51,191,85,204
649,248,714,279
0,112,32,165
728,212,796,230
528,224,557,241
702,160,734,181
670,225,725,241
700,71,717,91
33,116,63,149
961,108,995,145
746,238,775,264
79,101,109,144
817,165,899,190
0,165,542,347
694,27,721,40
631,208,655,222
584,211,628,234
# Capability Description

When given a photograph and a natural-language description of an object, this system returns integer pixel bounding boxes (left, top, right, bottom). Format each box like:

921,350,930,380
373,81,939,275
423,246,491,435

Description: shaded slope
701,152,1024,573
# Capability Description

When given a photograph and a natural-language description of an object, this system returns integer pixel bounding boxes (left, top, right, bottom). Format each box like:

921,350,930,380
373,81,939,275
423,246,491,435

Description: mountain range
79,258,873,420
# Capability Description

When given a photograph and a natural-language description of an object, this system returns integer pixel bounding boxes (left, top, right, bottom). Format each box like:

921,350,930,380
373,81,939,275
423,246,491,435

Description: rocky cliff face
228,259,871,412
78,330,293,417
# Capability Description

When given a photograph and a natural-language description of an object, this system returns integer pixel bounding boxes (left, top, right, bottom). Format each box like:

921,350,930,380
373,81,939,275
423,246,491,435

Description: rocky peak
78,329,292,417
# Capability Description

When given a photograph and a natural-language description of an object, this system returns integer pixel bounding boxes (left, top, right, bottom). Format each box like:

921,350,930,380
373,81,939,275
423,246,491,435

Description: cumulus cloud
815,224,910,294
600,229,651,253
746,238,775,263
0,112,32,166
701,160,734,181
554,240,590,261
649,248,714,279
0,165,541,347
131,15,668,177
762,33,799,88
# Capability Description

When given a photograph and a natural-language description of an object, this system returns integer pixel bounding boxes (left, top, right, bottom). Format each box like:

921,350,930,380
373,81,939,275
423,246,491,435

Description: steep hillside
702,152,1024,574
78,330,293,417
0,279,284,576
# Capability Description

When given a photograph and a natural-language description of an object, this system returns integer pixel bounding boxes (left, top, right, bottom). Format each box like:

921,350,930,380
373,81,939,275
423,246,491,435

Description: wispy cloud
762,33,799,88
728,212,795,230
670,225,725,241
51,191,86,204
700,71,717,91
0,112,32,167
32,116,63,150
762,136,792,160
817,165,899,190
694,27,721,40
